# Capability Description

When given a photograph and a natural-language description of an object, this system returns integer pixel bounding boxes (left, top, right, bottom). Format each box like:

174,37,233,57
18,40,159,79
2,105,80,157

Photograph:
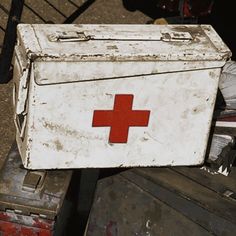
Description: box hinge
16,67,30,115
48,31,91,42
161,32,193,42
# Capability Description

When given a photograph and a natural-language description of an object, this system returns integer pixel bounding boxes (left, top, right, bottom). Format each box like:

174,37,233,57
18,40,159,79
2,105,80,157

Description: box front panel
27,68,220,169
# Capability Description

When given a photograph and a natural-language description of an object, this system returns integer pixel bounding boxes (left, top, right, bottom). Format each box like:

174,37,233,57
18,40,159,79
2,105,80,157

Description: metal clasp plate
48,31,91,42
22,171,46,192
161,32,193,42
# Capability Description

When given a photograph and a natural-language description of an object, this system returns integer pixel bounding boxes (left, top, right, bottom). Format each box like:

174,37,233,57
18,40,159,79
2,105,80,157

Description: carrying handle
161,32,193,42
48,31,193,42
48,31,91,42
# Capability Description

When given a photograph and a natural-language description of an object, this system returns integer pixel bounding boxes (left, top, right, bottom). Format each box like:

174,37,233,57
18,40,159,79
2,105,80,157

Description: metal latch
161,32,193,42
22,171,46,192
48,31,91,42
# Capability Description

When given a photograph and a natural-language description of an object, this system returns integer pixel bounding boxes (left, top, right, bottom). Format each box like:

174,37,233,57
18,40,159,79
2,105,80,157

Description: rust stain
142,137,149,141
192,105,206,114
42,143,49,148
209,71,217,78
54,140,63,151
105,93,113,97
42,120,79,137
26,151,31,168
106,221,118,236
107,45,118,50
32,217,53,230
171,25,202,35
0,212,10,221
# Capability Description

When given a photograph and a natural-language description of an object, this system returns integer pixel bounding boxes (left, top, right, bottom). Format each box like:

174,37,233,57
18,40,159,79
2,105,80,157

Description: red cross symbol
92,94,150,143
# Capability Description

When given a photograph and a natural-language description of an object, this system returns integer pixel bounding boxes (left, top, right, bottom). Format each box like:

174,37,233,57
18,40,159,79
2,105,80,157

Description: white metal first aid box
13,24,231,169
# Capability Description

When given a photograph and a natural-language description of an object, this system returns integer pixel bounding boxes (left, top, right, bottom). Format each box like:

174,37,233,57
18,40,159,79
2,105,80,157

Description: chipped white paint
13,24,231,169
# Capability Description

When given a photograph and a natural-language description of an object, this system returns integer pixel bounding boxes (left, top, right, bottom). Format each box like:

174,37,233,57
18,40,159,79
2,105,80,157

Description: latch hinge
48,31,91,42
16,67,30,115
161,31,193,42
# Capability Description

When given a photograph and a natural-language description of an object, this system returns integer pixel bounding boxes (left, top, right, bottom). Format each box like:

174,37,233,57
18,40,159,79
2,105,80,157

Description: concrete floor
0,0,151,165
0,81,14,167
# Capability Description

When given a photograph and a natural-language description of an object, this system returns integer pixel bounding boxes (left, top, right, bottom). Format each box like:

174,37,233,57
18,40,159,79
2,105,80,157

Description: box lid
17,24,231,62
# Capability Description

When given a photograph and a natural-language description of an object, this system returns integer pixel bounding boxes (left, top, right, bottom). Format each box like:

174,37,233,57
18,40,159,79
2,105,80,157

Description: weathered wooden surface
87,166,236,235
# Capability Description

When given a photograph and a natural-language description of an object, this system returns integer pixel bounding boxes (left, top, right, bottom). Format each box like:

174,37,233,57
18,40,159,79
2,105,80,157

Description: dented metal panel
13,24,231,169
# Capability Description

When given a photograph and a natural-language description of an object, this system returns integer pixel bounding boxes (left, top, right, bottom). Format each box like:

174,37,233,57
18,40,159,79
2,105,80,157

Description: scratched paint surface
0,220,52,236
0,212,52,236
19,68,220,169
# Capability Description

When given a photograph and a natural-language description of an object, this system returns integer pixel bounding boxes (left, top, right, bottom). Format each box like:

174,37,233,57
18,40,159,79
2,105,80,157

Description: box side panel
21,69,37,168
13,55,35,168
27,65,221,169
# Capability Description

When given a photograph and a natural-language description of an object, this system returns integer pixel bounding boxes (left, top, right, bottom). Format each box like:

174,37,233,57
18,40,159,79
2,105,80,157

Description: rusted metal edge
25,52,231,62
0,211,54,230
